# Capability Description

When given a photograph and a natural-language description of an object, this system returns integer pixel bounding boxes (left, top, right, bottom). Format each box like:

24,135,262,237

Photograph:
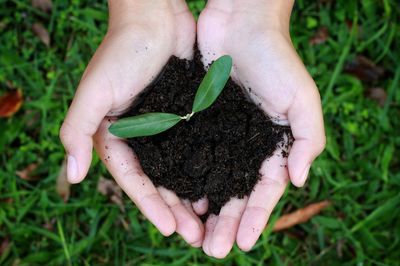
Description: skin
197,0,326,258
60,0,325,258
60,0,206,247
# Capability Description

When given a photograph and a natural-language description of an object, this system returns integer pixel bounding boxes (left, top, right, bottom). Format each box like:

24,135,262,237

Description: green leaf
109,113,181,138
192,55,232,113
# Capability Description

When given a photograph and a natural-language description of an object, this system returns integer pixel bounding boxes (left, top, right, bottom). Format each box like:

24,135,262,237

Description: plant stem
180,112,194,121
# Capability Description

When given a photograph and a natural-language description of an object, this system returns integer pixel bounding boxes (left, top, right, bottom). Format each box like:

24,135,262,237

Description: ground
0,0,399,265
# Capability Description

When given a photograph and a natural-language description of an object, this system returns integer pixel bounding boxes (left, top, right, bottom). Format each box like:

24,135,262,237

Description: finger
209,198,247,259
182,199,206,246
171,1,196,60
236,149,289,251
182,199,203,220
287,83,326,187
202,214,218,257
94,118,176,236
158,188,204,247
192,197,209,216
182,199,194,212
60,68,113,184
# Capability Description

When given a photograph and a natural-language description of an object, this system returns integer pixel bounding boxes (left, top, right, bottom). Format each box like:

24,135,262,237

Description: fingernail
299,164,310,186
67,155,78,182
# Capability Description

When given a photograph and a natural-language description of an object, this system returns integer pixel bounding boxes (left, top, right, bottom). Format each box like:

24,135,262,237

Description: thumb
60,74,112,184
287,83,326,187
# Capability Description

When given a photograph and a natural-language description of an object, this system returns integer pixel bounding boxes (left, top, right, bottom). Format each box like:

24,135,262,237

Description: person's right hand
60,0,205,247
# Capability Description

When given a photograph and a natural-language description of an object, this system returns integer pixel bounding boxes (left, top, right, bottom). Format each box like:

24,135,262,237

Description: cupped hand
197,0,326,257
60,0,205,247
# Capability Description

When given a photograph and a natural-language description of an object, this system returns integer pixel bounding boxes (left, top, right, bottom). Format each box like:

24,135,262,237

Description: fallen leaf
366,87,387,107
345,55,385,83
5,80,16,89
345,20,354,30
32,0,52,13
16,163,40,181
119,217,130,231
0,237,10,256
32,23,50,47
345,20,364,36
336,239,345,258
0,198,13,204
56,159,70,202
273,200,331,231
97,176,125,212
0,89,23,118
43,218,56,231
309,27,329,45
0,22,6,31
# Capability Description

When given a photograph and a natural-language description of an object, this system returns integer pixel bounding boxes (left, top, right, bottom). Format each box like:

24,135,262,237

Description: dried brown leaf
309,27,329,45
56,159,70,202
5,80,16,89
0,237,10,256
273,200,331,232
119,217,130,231
32,0,53,13
366,87,387,107
32,23,50,47
0,89,23,118
336,239,345,258
0,198,13,204
97,176,125,212
16,163,39,181
345,55,385,83
345,20,354,30
43,218,56,231
345,20,364,34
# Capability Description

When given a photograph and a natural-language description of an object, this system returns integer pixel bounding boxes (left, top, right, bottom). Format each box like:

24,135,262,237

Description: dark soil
122,50,292,215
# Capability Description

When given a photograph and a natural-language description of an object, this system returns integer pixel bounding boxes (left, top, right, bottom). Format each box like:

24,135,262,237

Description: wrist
207,0,294,33
107,0,189,31
108,0,169,13
107,1,164,29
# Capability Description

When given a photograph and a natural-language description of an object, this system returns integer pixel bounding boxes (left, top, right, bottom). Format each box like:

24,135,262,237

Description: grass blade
57,220,72,266
192,55,232,113
351,194,400,233
109,113,181,138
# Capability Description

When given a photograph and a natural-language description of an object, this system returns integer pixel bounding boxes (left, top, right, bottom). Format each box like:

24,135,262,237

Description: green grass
1,0,399,265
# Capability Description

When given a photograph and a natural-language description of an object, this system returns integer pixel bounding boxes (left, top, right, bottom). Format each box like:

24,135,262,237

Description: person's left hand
197,0,326,258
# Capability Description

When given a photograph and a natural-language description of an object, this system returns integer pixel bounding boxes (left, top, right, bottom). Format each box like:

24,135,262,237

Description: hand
197,0,326,257
60,0,205,247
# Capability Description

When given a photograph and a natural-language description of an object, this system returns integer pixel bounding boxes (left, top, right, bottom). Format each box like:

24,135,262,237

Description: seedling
109,55,233,138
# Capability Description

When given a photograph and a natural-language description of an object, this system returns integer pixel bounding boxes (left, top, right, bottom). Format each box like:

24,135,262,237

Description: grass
0,0,399,265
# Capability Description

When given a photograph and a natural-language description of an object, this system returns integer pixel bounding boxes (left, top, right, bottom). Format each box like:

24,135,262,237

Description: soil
122,49,292,216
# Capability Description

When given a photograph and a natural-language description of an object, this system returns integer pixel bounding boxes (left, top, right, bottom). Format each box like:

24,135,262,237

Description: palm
94,12,207,246
62,5,206,247
198,8,310,121
83,17,195,116
196,6,325,257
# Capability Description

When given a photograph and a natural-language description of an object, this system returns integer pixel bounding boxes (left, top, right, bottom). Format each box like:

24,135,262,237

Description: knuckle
59,121,73,144
258,175,288,187
245,206,268,217
120,167,144,181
